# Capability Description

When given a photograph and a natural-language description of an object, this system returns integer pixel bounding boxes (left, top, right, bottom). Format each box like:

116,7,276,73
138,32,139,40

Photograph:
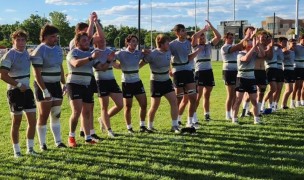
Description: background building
217,20,251,39
262,16,304,38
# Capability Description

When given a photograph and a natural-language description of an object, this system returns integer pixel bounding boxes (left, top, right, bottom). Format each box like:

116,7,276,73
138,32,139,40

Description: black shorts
294,68,304,80
7,88,36,113
276,69,284,82
266,68,277,82
89,76,98,93
122,80,145,98
34,81,63,102
66,83,94,103
284,70,295,83
235,77,257,94
150,79,174,97
96,79,122,97
254,70,268,85
195,69,215,86
173,70,195,88
223,70,237,85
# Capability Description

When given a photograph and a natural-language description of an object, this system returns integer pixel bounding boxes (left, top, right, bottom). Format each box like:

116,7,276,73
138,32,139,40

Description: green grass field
0,61,304,179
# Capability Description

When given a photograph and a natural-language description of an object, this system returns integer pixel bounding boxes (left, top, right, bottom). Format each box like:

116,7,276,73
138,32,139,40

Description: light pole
195,0,197,32
295,0,299,38
115,36,121,49
150,0,153,49
138,0,141,50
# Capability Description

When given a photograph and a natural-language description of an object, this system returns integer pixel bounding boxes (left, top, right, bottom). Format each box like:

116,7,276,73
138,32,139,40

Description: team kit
1,12,304,158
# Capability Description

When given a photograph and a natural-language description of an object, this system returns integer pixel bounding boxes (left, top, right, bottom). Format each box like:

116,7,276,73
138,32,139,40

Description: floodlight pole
138,0,141,50
151,0,153,49
295,0,299,38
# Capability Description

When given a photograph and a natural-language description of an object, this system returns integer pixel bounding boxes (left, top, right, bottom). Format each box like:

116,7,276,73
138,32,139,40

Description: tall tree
49,11,74,47
20,14,49,44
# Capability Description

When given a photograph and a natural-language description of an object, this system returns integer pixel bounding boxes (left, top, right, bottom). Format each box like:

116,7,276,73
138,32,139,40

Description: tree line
0,11,198,49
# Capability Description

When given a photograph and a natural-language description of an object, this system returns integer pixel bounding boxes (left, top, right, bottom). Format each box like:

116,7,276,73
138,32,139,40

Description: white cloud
5,9,16,13
45,0,90,5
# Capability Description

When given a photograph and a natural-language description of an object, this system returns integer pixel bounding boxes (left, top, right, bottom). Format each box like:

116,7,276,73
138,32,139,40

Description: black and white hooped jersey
66,48,97,86
169,39,192,73
93,48,115,80
0,48,31,89
294,44,304,68
31,43,63,83
144,49,171,81
194,41,213,71
221,43,238,71
115,48,144,83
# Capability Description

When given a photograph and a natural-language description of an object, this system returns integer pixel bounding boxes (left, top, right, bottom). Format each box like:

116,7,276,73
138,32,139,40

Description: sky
0,0,303,32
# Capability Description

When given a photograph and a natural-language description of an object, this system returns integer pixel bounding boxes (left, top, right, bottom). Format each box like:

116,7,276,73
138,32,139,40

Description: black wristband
88,56,93,61
106,60,111,64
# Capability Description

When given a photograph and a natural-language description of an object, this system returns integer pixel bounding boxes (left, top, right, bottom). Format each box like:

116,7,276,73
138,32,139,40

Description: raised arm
69,51,100,68
206,20,221,46
191,25,208,47
240,38,258,62
228,28,252,53
87,12,96,40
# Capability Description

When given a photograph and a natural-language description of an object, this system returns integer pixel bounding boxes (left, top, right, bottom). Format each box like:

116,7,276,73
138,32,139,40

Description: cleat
186,123,193,128
282,106,289,110
254,119,263,125
108,131,116,138
171,126,180,133
232,119,239,124
14,152,22,158
139,126,148,133
178,121,183,126
192,122,200,129
246,111,253,116
180,127,196,134
26,148,39,156
147,127,157,132
241,109,246,117
128,128,135,134
68,137,77,148
85,139,97,145
91,134,102,142
56,142,67,148
205,114,211,121
79,131,85,138
40,144,47,151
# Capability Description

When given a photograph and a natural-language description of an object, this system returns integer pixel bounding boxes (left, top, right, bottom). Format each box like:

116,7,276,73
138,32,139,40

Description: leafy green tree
49,11,74,47
20,14,49,44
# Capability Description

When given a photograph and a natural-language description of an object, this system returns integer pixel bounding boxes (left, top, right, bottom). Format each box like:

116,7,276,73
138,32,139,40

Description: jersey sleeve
30,46,43,68
0,52,12,71
222,44,232,54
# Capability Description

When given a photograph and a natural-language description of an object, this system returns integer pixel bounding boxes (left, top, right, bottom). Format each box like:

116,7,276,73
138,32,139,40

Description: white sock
187,117,193,125
301,100,304,105
297,101,301,106
80,127,83,131
37,125,47,146
177,115,182,122
205,112,210,115
226,111,231,118
85,135,92,141
69,132,75,137
27,139,34,150
148,121,153,129
90,129,95,135
232,117,238,122
127,124,132,129
50,123,61,145
140,121,145,126
243,101,249,109
192,113,198,123
258,102,262,112
254,116,260,122
172,120,178,126
13,143,21,154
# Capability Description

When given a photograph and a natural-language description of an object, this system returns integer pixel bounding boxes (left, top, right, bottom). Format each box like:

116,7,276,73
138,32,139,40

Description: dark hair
75,22,89,34
224,32,234,40
74,32,88,46
155,34,170,48
40,24,59,42
244,26,255,34
172,24,185,32
278,37,288,42
11,30,28,42
288,38,296,43
125,34,138,47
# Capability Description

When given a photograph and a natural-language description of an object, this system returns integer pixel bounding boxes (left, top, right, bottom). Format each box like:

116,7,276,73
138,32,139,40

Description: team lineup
1,12,304,158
